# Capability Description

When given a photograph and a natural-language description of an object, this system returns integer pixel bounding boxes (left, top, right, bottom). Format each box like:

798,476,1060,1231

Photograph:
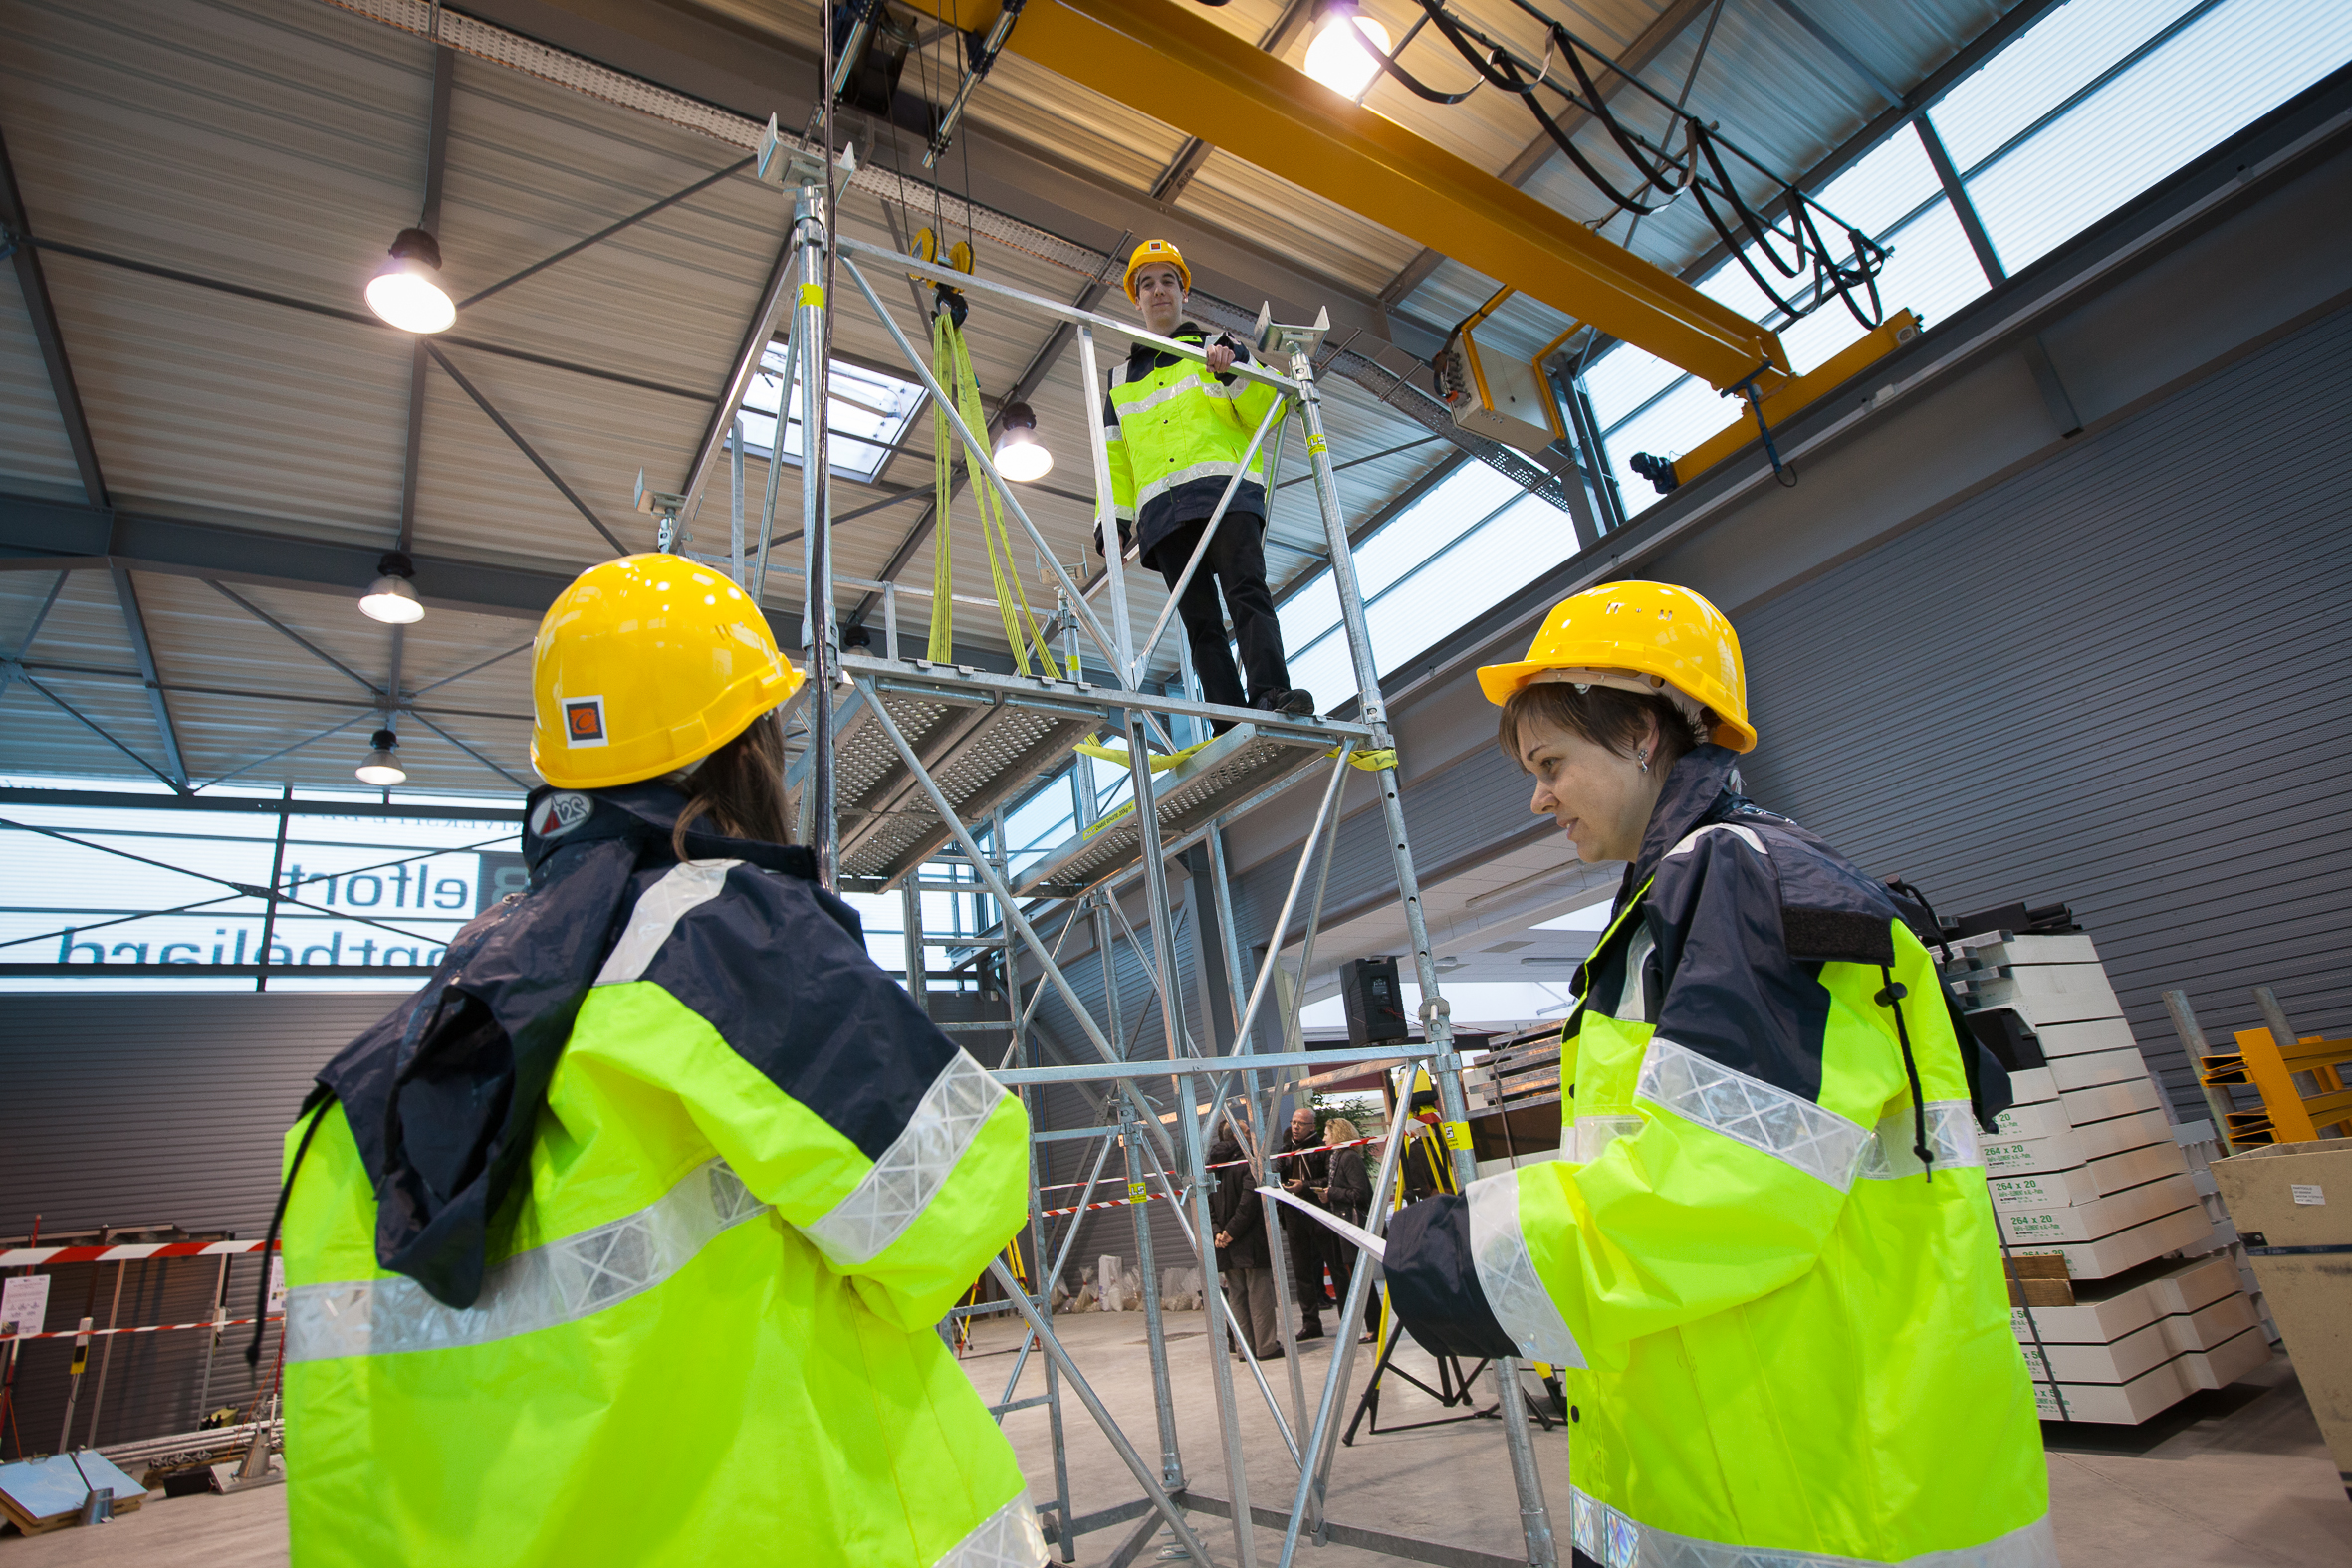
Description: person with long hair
272,556,1044,1567
1378,582,2049,1568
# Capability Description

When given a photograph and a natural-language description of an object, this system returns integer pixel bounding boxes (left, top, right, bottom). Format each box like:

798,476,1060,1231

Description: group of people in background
1208,1104,1380,1361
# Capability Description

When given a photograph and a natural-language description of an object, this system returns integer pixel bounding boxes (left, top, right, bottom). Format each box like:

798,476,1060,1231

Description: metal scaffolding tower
769,178,1559,1568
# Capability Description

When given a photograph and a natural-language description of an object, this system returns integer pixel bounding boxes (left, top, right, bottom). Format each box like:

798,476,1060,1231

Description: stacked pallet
1949,929,2271,1423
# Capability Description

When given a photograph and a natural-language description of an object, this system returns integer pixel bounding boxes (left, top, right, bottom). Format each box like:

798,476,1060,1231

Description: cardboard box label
2290,1183,2325,1206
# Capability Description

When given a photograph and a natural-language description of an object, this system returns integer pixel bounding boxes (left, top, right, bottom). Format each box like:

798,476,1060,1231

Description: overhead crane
890,0,1916,493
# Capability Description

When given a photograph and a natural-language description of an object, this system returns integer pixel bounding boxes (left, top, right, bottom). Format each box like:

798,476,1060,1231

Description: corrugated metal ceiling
1,0,2024,798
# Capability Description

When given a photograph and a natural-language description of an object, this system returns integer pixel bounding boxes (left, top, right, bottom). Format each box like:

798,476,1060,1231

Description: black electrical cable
1401,0,1889,332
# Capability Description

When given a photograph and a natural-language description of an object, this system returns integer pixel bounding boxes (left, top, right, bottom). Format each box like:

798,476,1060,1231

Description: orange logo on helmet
564,697,608,747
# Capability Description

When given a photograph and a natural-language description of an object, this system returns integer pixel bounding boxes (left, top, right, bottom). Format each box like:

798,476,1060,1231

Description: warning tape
0,1238,277,1268
1033,1131,1388,1194
11,1314,282,1343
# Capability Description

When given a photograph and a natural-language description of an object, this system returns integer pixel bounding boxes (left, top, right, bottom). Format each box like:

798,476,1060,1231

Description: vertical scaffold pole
1123,690,1254,1564
1286,345,1560,1568
996,809,1073,1559
1120,1094,1183,1492
1075,326,1135,665
793,182,839,889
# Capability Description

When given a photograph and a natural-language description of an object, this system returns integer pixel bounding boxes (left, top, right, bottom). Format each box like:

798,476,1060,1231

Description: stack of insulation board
1949,930,2272,1423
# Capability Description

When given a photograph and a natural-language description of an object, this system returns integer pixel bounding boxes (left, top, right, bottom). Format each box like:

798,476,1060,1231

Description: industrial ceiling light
993,401,1054,482
364,227,456,334
1303,2,1390,98
358,550,426,624
354,728,406,786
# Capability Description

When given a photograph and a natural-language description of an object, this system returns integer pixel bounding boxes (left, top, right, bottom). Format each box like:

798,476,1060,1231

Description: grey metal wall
1737,302,2352,1123
0,992,396,1453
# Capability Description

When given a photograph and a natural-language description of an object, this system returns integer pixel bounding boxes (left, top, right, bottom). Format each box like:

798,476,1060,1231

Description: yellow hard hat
1477,581,1755,752
530,554,804,789
1123,239,1191,302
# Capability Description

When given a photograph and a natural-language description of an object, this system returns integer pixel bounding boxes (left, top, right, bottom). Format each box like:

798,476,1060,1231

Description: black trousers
1149,515,1291,717
1281,1208,1330,1317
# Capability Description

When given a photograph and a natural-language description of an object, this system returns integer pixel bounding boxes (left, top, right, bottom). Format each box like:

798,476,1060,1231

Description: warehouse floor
3,1313,2345,1564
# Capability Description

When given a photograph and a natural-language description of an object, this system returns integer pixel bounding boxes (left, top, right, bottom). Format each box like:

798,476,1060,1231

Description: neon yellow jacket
1385,748,2050,1568
1104,322,1282,566
278,787,1042,1568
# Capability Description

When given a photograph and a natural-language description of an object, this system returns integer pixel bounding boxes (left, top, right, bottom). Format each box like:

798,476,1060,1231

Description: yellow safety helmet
1477,581,1756,752
1123,238,1191,302
530,554,804,789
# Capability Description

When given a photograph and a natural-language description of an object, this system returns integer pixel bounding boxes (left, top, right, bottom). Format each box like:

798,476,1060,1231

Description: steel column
1292,342,1558,1566
794,185,840,887
1121,706,1256,1568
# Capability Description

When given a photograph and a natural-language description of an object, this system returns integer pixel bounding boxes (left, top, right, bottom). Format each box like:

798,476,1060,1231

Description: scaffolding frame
771,181,1559,1568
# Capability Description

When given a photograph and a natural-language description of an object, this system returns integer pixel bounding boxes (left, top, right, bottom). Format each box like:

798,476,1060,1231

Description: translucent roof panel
1931,0,2205,171
739,347,926,484
1965,0,2352,274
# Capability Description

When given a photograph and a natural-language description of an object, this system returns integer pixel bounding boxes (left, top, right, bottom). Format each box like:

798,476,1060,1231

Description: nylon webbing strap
929,309,1060,676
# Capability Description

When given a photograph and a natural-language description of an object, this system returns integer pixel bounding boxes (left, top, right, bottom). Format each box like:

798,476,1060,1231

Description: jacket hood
313,782,814,1308
1619,744,1746,903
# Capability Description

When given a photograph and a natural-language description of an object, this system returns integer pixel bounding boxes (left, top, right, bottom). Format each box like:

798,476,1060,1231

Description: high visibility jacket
1385,747,2051,1568
1104,322,1282,567
279,785,1043,1568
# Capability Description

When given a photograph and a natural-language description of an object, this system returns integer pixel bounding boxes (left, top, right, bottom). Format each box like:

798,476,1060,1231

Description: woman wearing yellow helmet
1381,582,2051,1568
274,556,1047,1568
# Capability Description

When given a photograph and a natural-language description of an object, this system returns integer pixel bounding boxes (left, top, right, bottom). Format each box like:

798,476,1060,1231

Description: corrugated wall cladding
1018,895,1212,1283
1738,303,2352,1124
1227,741,1540,1021
0,992,399,1452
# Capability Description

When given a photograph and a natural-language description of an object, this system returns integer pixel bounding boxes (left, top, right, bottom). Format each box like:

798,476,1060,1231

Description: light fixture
993,400,1055,482
355,728,406,786
364,227,456,334
359,550,426,624
1302,2,1390,98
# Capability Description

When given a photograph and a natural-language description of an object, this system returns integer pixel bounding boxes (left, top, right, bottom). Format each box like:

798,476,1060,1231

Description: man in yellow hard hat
1377,581,2051,1568
1102,238,1314,728
273,555,1045,1567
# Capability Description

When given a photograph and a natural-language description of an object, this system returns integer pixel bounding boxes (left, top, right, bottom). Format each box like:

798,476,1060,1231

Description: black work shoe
1258,688,1316,718
1258,1344,1286,1360
1296,1319,1324,1341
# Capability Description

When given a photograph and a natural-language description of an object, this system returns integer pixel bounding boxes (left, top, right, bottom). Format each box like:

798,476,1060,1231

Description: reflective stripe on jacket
280,795,1042,1568
1104,322,1281,565
1385,747,2051,1567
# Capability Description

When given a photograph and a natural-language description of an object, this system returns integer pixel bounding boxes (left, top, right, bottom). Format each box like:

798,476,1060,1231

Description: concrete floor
3,1312,2345,1565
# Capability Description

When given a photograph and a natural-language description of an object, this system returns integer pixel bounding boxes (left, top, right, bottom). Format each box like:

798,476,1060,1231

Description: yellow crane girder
902,0,1792,392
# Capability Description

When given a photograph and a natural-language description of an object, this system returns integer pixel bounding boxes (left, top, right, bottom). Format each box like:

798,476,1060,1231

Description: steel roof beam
6,669,183,791
108,564,189,788
1764,0,1904,108
0,121,109,509
0,493,577,618
0,570,68,707
204,579,384,695
22,235,714,404
425,345,630,555
0,121,196,788
6,660,527,724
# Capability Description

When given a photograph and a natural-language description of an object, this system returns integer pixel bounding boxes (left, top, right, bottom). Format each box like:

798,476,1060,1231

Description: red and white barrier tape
1034,1132,1384,1194
1039,1189,1178,1219
0,1238,278,1268
11,1314,282,1342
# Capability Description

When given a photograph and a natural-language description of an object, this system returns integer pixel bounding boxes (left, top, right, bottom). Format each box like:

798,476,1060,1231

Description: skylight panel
740,347,925,484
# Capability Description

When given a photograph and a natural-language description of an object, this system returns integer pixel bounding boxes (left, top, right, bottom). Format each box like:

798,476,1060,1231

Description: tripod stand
1341,1312,1557,1444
